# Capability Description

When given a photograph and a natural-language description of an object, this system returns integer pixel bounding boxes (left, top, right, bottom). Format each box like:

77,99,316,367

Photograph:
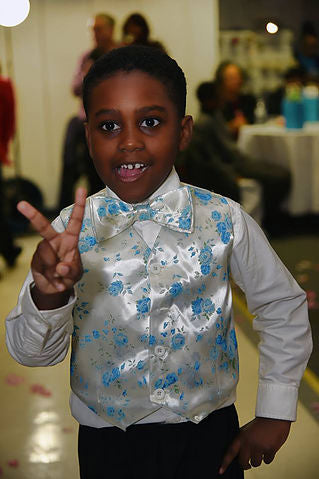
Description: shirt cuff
255,381,298,421
22,282,77,330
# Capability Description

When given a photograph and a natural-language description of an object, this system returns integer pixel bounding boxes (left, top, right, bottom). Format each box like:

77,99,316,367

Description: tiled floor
0,234,318,478
0,235,79,479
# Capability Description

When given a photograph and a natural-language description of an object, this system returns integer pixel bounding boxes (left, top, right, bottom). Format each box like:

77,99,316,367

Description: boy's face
85,71,192,203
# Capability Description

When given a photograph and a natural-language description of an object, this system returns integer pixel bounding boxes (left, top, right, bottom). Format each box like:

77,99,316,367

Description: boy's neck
104,167,180,203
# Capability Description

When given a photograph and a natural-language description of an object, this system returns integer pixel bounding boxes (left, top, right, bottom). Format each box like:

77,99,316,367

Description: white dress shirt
6,168,312,428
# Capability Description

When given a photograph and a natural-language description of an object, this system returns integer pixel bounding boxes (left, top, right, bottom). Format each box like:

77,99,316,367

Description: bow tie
90,186,194,242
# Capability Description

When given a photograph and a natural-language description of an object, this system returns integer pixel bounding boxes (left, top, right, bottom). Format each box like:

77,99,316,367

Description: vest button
154,345,167,358
194,415,201,422
153,389,165,400
153,201,164,211
149,263,161,275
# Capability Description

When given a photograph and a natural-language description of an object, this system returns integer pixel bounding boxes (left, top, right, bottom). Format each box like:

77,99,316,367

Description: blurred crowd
1,13,319,269
58,12,166,211
176,20,319,234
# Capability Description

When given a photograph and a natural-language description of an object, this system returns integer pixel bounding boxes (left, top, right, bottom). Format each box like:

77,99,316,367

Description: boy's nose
118,128,145,152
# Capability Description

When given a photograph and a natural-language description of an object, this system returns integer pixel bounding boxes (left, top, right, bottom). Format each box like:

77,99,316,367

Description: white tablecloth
238,123,319,215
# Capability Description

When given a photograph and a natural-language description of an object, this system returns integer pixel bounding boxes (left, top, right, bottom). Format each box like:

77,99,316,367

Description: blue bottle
282,99,304,129
302,95,319,122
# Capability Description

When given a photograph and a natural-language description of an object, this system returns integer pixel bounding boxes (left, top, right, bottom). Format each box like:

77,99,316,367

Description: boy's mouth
115,163,149,182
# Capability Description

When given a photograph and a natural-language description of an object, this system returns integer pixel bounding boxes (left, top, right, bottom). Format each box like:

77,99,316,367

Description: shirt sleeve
5,216,77,367
229,199,312,421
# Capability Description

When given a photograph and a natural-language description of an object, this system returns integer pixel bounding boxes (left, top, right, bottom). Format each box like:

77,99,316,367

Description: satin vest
60,185,238,430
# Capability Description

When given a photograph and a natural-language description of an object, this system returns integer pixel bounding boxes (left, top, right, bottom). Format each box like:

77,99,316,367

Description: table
238,123,319,216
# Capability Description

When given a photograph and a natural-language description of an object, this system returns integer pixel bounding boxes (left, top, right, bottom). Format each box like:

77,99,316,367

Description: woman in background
122,13,166,52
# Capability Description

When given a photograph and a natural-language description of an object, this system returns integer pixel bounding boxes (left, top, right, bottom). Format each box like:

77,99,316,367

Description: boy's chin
115,188,156,204
105,169,173,204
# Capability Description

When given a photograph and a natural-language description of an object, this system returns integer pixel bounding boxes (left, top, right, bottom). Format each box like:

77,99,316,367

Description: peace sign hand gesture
17,187,87,310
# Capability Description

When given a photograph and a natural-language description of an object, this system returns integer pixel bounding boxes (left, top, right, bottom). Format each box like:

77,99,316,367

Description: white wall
0,0,219,208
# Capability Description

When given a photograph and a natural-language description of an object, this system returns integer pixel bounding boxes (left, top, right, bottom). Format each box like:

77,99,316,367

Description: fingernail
59,265,69,275
17,201,27,211
77,187,86,197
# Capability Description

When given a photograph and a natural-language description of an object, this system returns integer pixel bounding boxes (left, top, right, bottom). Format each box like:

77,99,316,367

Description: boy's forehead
90,70,176,110
97,70,162,93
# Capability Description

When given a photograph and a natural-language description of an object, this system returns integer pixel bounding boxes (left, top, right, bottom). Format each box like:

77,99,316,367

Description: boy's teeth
121,163,145,169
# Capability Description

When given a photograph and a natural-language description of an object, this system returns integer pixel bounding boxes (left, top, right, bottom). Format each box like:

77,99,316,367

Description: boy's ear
179,115,193,151
84,122,92,157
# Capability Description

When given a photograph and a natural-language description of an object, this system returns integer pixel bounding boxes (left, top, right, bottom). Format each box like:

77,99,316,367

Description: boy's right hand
17,188,87,308
219,417,291,475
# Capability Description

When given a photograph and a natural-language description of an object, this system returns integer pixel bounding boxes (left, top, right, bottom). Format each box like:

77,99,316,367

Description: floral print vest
60,186,238,430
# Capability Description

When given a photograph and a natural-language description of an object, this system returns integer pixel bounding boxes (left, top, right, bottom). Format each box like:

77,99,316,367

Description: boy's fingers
263,451,276,464
52,278,69,292
250,453,263,468
238,446,253,471
55,262,82,281
66,187,87,237
219,438,241,475
55,263,70,277
52,272,79,292
17,201,58,241
32,240,59,272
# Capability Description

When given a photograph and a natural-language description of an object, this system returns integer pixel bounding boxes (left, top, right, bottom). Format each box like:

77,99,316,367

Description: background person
58,13,117,211
294,21,319,79
215,61,256,139
177,81,291,235
265,66,306,117
122,12,166,52
0,67,22,267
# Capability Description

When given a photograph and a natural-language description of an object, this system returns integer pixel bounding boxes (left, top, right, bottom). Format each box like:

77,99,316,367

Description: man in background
58,14,117,210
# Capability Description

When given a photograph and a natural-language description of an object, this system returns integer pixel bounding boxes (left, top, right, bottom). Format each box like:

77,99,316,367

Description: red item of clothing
0,76,15,165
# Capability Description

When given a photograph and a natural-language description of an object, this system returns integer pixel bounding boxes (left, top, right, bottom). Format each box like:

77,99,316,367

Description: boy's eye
101,121,120,132
140,118,160,128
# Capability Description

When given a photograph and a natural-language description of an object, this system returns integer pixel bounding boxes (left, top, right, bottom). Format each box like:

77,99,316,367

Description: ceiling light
0,0,30,27
266,22,279,34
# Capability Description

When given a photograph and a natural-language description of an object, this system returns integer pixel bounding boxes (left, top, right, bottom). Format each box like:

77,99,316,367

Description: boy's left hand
219,417,291,474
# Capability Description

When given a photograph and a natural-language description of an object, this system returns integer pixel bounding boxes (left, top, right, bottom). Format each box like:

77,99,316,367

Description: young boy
6,46,311,479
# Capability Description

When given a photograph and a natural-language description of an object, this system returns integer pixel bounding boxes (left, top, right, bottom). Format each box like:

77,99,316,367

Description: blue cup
282,99,304,129
303,97,319,122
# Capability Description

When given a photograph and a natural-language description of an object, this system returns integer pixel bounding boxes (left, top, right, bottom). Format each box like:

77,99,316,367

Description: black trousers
78,405,243,479
237,157,291,226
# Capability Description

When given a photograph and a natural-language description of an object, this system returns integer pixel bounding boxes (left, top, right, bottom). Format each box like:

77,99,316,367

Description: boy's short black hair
83,45,187,118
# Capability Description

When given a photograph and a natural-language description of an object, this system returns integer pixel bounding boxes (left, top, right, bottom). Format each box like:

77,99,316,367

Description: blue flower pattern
108,280,124,296
210,204,233,244
169,282,183,297
137,297,151,315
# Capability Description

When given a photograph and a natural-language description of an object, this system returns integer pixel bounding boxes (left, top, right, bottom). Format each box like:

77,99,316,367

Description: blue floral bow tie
90,186,194,242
